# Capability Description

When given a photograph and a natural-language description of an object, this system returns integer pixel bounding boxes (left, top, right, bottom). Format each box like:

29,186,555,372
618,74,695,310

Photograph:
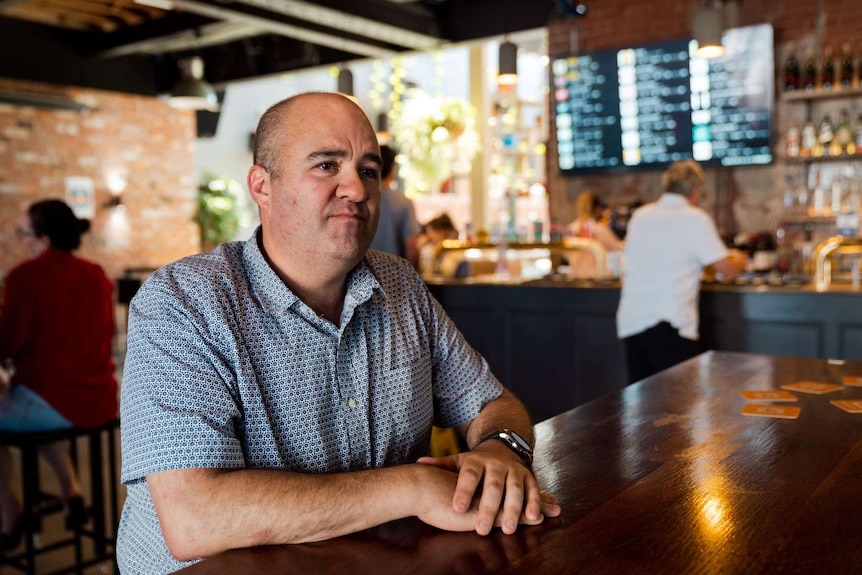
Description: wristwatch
480,429,533,465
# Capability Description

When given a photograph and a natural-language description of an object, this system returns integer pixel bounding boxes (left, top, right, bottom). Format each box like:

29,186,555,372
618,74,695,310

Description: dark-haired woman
0,199,117,551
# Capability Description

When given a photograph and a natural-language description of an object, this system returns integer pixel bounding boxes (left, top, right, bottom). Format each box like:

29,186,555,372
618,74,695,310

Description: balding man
117,92,559,574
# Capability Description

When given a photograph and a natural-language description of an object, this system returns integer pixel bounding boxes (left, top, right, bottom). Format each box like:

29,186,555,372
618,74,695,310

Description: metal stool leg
0,421,120,574
89,430,107,557
19,441,39,575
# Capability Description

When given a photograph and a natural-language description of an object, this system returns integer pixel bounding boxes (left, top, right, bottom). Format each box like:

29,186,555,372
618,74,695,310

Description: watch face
509,431,531,452
482,429,533,464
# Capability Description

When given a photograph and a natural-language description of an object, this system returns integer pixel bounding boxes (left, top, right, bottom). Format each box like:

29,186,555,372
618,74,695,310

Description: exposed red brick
0,78,200,283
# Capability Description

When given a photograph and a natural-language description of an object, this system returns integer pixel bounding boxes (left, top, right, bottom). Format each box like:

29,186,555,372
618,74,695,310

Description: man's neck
257,230,352,324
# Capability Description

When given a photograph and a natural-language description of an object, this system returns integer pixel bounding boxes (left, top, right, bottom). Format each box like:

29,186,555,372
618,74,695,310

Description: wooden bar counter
174,351,862,574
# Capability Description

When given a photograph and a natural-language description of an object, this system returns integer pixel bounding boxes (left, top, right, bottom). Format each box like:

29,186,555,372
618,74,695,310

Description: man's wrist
477,429,533,465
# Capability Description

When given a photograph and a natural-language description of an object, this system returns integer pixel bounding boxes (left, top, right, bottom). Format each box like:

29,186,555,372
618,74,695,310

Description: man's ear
247,164,270,209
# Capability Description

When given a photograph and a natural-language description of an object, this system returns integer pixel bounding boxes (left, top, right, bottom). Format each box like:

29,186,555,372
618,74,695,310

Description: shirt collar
241,226,383,315
656,193,690,207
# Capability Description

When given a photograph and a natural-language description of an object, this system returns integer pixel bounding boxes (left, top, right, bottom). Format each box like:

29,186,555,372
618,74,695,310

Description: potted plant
194,173,243,252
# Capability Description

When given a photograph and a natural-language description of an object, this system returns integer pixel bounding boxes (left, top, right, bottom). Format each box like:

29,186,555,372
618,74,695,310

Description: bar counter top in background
173,352,862,575
425,277,862,421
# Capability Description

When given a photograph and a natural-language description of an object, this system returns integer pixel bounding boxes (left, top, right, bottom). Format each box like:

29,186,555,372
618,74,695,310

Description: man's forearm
149,464,423,561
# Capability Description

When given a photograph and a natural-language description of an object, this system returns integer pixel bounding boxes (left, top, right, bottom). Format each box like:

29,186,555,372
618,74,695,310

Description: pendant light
692,0,725,59
169,56,218,110
337,67,354,96
376,111,391,145
498,39,518,86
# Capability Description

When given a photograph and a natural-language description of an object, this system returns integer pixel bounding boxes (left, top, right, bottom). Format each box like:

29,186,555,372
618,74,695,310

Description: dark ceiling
0,0,572,97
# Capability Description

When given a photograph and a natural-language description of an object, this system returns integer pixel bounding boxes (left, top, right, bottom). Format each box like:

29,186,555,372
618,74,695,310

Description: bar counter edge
425,278,862,422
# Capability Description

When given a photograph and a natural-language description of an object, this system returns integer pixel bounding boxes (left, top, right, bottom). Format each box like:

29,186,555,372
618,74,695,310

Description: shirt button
348,398,356,409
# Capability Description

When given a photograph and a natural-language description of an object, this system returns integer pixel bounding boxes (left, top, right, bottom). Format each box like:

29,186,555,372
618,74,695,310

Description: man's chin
328,237,371,264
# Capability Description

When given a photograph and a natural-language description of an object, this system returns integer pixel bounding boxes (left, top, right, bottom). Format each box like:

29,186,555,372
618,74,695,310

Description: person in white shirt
616,160,746,384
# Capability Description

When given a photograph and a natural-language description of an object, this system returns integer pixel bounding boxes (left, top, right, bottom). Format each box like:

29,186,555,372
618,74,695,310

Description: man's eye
361,168,380,178
318,162,336,171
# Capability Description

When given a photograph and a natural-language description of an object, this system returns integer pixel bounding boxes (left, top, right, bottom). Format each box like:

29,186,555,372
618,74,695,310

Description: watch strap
479,428,533,465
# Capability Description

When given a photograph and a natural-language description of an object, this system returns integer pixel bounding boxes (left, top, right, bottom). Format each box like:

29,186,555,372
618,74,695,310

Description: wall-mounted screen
551,24,774,174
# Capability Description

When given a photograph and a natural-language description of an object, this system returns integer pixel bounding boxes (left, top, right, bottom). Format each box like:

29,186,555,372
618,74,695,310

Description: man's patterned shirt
117,229,502,574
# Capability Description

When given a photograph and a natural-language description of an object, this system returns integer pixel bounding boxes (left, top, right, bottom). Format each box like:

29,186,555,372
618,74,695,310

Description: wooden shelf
778,214,837,225
782,154,862,164
781,86,862,102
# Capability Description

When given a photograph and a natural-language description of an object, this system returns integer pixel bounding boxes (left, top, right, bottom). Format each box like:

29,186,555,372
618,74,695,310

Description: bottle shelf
783,154,862,164
781,86,862,102
778,214,837,225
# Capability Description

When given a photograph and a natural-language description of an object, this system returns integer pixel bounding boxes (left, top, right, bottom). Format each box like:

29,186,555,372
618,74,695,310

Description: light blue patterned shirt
117,229,502,574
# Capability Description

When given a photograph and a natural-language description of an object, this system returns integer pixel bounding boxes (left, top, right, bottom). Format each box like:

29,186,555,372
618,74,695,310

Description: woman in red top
0,199,118,552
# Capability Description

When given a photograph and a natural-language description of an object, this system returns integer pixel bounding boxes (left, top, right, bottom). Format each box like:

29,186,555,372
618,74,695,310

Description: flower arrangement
391,93,479,195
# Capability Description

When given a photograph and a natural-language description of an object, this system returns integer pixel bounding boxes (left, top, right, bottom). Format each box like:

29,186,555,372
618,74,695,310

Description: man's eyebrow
307,149,347,163
363,152,383,169
306,150,382,169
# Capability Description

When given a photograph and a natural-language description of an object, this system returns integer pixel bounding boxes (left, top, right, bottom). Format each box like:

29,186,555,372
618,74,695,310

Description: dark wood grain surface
174,351,862,574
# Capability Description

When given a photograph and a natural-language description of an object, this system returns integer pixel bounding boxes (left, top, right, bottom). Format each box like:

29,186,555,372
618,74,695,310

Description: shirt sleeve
692,211,729,267
407,268,502,428
120,269,245,485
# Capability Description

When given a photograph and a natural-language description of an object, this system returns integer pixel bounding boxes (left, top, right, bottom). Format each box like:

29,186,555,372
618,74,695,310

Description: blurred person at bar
422,213,459,245
117,92,560,574
418,213,459,275
616,160,745,384
566,191,623,279
0,199,117,552
369,144,421,268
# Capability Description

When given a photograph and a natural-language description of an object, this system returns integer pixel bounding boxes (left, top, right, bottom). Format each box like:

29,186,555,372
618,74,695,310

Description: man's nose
337,170,371,202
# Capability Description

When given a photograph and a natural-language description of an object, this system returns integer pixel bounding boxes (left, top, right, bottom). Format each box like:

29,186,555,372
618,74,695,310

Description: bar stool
0,418,120,575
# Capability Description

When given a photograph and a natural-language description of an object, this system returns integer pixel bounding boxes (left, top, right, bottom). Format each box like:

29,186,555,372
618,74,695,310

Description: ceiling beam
232,0,441,50
2,2,119,31
40,0,146,25
170,0,401,59
98,20,262,56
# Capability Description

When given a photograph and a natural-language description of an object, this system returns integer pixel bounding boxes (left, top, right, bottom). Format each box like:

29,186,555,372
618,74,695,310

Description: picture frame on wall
65,176,95,219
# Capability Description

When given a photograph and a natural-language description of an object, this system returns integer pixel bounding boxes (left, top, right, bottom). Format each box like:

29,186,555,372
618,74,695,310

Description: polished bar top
174,352,862,574
424,275,862,294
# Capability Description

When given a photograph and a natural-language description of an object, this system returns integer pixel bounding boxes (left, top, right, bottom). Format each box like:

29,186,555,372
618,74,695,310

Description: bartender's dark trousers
623,321,699,385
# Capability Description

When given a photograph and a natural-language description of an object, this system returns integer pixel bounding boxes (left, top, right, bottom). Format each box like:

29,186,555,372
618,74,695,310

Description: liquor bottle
810,170,826,217
857,44,862,88
549,218,563,243
831,175,844,217
836,109,854,155
821,45,835,90
784,42,801,92
853,112,862,154
840,43,854,88
816,114,833,157
800,120,816,157
855,111,862,154
785,122,801,157
803,47,817,91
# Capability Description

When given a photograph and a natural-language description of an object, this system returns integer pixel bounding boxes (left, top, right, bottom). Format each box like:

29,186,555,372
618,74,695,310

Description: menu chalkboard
552,24,773,174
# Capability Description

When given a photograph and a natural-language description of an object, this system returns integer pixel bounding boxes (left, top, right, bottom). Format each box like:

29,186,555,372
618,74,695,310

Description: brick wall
0,78,200,282
547,0,862,237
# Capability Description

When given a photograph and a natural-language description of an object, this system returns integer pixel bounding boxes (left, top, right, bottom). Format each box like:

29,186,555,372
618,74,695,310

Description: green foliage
392,95,479,195
194,173,242,249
